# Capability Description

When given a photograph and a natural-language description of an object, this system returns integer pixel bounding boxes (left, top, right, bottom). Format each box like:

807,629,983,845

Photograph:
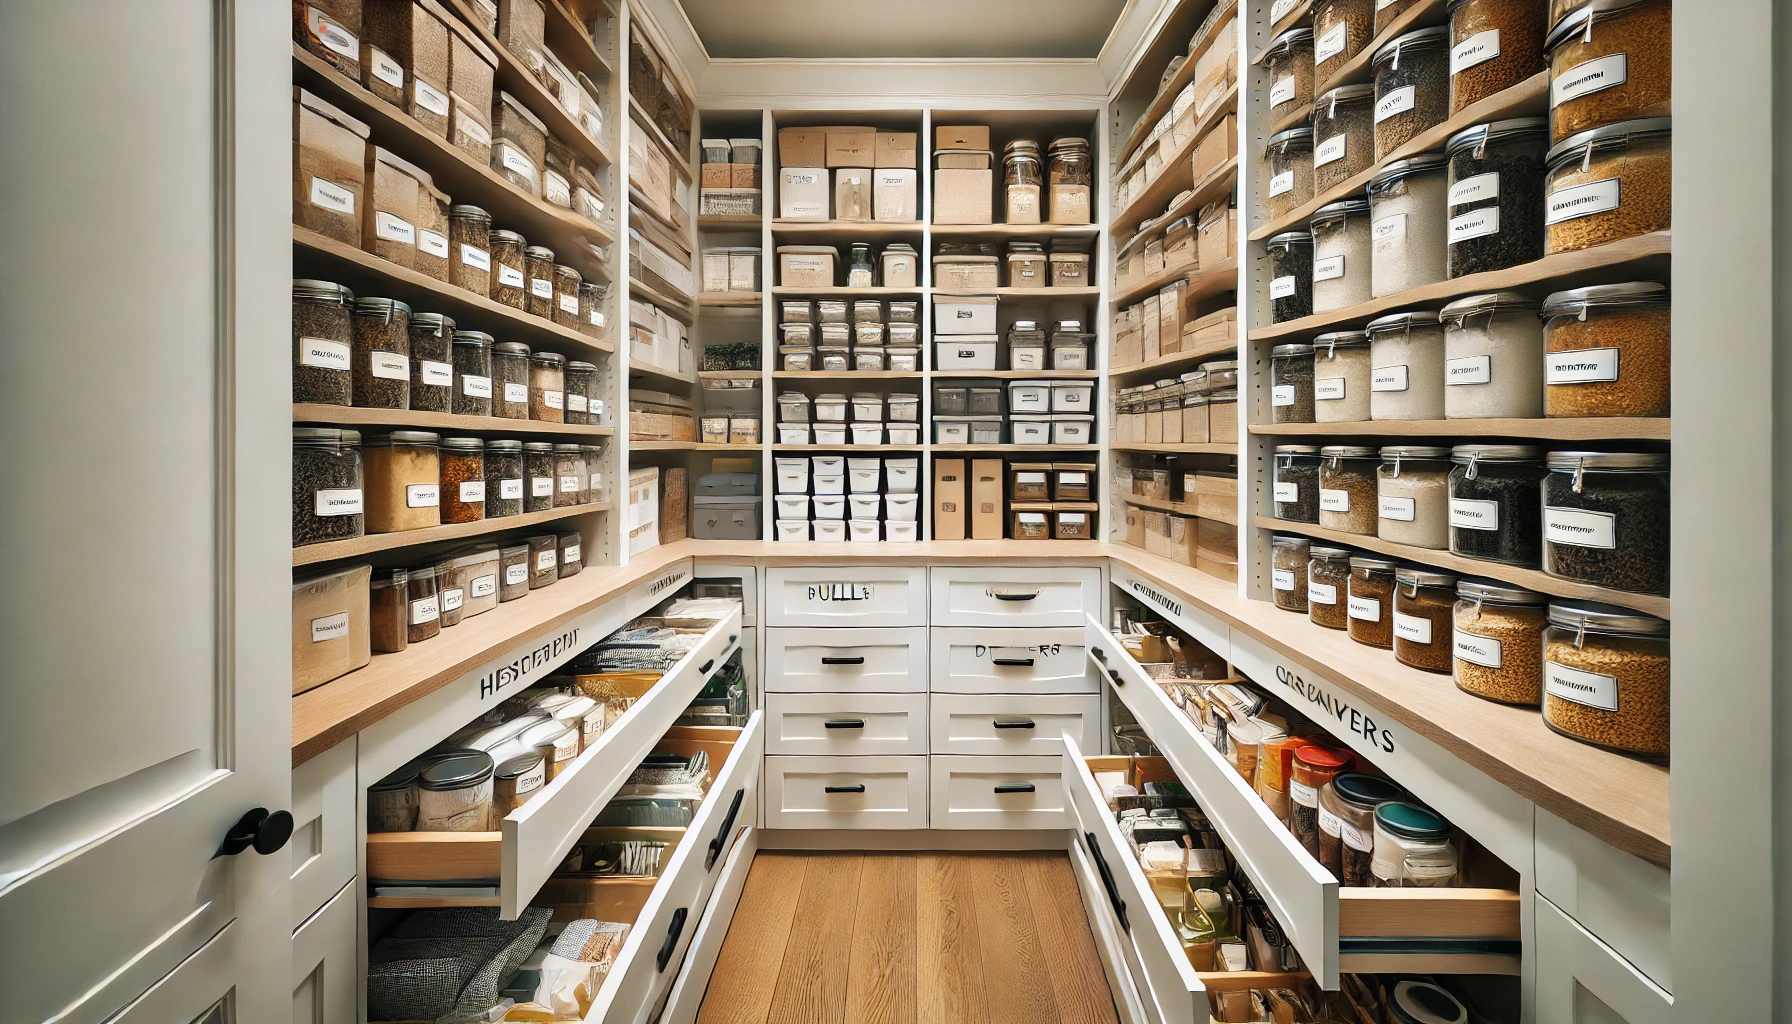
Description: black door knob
215,808,294,858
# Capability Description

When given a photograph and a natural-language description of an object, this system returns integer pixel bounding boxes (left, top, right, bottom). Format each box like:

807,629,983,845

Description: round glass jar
523,441,555,512
416,751,494,831
1320,445,1380,535
1543,600,1670,757
1314,0,1377,83
579,281,609,342
1309,546,1354,629
1367,311,1447,420
1313,330,1372,422
529,350,566,422
369,568,409,653
553,264,583,329
1371,802,1454,886
1347,556,1398,648
1454,578,1550,705
563,360,597,425
1544,118,1671,254
1377,445,1452,548
553,443,585,508
362,430,441,533
1320,772,1408,885
405,561,441,644
407,313,455,414
1394,567,1458,672
293,279,355,405
489,229,528,308
1367,155,1450,297
1264,127,1316,221
1313,85,1377,191
1290,743,1353,861
1273,534,1313,612
447,204,492,295
1440,290,1544,418
1271,343,1317,424
584,444,610,503
451,331,494,417
1445,117,1548,277
1003,140,1044,224
1449,444,1546,565
1310,199,1372,313
483,439,524,518
293,427,364,546
1449,0,1548,113
351,297,412,410
439,437,486,524
492,341,531,420
1542,281,1670,417
367,760,424,832
1266,231,1315,324
1047,137,1093,223
524,245,558,319
1274,445,1323,523
1371,27,1451,159
1265,29,1316,132
499,543,530,601
1543,451,1669,594
527,533,560,589
1545,0,1672,142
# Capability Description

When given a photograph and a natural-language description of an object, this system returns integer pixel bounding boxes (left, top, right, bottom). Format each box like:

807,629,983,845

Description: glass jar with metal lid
1542,281,1670,417
488,230,528,308
447,204,492,295
1394,567,1459,672
1371,27,1451,158
1264,127,1316,220
1367,154,1450,296
1544,118,1671,254
1454,578,1550,705
1003,140,1044,224
1313,330,1372,422
1543,600,1669,757
528,350,565,422
1450,0,1549,113
1263,28,1316,132
351,297,412,410
482,439,524,518
563,360,597,425
1273,444,1323,523
362,430,441,533
1347,555,1398,648
369,567,409,653
1377,445,1452,548
553,265,582,329
523,441,555,512
1272,534,1313,612
524,245,557,318
1309,545,1354,629
1543,451,1669,594
492,341,531,419
404,560,441,644
1545,0,1672,142
1449,444,1545,565
416,751,495,831
1313,84,1377,191
1309,198,1372,313
293,279,355,405
1266,232,1315,324
582,444,609,502
1440,291,1544,419
1371,801,1455,886
1290,743,1353,859
1319,772,1408,884
1446,118,1549,277
1313,0,1377,82
1047,137,1093,224
552,444,586,507
294,427,364,546
450,330,493,417
1367,311,1447,420
407,313,455,414
1271,343,1317,424
1320,445,1380,534
367,758,428,832
439,437,486,524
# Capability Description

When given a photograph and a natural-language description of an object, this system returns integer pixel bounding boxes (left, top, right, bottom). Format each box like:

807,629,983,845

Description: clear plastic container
1313,0,1377,83
492,341,531,420
1264,127,1315,221
1347,556,1397,649
1274,444,1322,524
499,544,530,601
1271,343,1316,424
1319,445,1380,535
553,444,585,508
417,751,495,831
1264,28,1316,132
362,430,441,534
294,427,364,546
1542,450,1669,594
483,439,523,518
448,204,492,295
404,560,441,644
1266,232,1314,324
293,279,354,405
407,312,454,414
563,360,597,425
1272,534,1311,612
524,442,555,512
524,245,557,319
451,331,493,416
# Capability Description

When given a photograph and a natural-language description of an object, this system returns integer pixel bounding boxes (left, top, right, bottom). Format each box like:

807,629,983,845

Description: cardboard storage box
1197,203,1237,269
1196,518,1239,582
294,88,370,246
363,146,426,270
627,466,660,555
362,0,452,136
777,128,825,168
934,168,993,224
1158,281,1187,352
1193,113,1237,182
778,245,837,287
875,132,918,168
826,127,876,167
936,125,990,150
778,167,829,220
935,458,967,541
1190,470,1238,521
732,163,759,188
971,459,1003,540
701,162,731,188
873,169,918,221
1141,295,1162,362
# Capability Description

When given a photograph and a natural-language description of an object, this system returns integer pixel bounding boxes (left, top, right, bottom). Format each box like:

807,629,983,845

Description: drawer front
292,882,357,1024
766,691,930,755
763,755,929,829
930,692,1101,755
765,626,929,693
657,828,761,1024
930,565,1103,626
765,566,928,626
1067,838,1156,1024
929,754,1067,829
1535,808,1671,993
291,735,356,932
1535,898,1672,1024
931,627,1094,694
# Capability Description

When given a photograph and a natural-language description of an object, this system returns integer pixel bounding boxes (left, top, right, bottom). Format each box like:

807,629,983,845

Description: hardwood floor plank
768,853,865,1024
969,855,1062,1024
917,853,991,1024
698,853,810,1024
1020,854,1122,1024
844,853,919,1024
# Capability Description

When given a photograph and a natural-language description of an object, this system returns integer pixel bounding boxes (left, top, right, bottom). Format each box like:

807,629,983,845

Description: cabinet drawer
291,734,356,932
930,565,1103,626
931,627,1094,694
764,626,928,693
763,755,929,829
1535,897,1672,1024
765,566,927,626
930,692,1100,755
930,754,1067,829
765,692,930,755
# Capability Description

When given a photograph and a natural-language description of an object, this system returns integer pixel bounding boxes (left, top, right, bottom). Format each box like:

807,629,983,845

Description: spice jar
553,264,583,329
1273,534,1313,612
1368,311,1447,420
1440,291,1544,418
1454,578,1550,705
557,531,583,577
440,337,492,424
1543,600,1670,757
416,751,494,831
1544,118,1671,254
362,431,441,533
1367,154,1449,297
1320,445,1380,534
1313,85,1377,191
1271,343,1317,424
1347,556,1398,648
1264,29,1316,132
369,567,409,653
489,229,528,307
524,245,557,319
405,561,441,644
1371,802,1454,886
294,428,364,546
492,342,530,419
1372,27,1451,159
1003,139,1044,224
1545,0,1672,142
1450,0,1548,112
293,279,354,405
435,559,466,629
1543,451,1669,594
553,443,585,508
1264,127,1316,221
579,281,608,342
1449,444,1546,565
1309,546,1353,629
523,441,555,512
1274,445,1323,524
527,533,559,589
528,351,565,422
482,439,523,518
448,204,493,295
1542,281,1670,417
1320,773,1408,885
563,360,597,425
499,543,530,601
1377,445,1452,548
1314,330,1373,422
1314,0,1376,82
1047,137,1093,224
351,297,412,410
492,752,547,820
439,437,486,523
1266,232,1315,324
1393,568,1458,672
1290,744,1353,861
407,313,455,414
1310,199,1372,313
367,761,423,832
1445,118,1549,277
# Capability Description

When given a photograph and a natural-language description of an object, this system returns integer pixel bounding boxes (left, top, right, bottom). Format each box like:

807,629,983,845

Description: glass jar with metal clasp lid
1003,139,1044,224
1270,342,1316,424
1453,577,1550,706
1273,444,1322,524
1543,599,1670,758
1449,444,1546,566
1542,450,1669,594
1440,291,1545,419
1312,329,1371,422
1393,566,1459,673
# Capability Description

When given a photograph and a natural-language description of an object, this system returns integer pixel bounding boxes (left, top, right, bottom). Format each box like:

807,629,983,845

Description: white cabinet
1535,808,1672,994
764,626,930,693
292,883,357,1024
765,567,928,626
930,565,1104,626
766,692,930,755
929,692,1101,755
930,627,1095,694
1535,898,1672,1024
930,754,1068,829
289,735,356,931
763,755,930,829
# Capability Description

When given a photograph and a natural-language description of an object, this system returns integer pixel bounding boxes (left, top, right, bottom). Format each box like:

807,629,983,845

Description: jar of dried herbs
499,543,530,601
435,559,466,629
1347,556,1397,648
406,313,455,413
1314,330,1373,422
351,297,412,410
1543,600,1669,757
1314,0,1376,82
405,561,441,644
1445,117,1549,277
1544,118,1671,254
554,265,583,329
525,245,557,319
579,282,609,342
1313,85,1377,191
1545,0,1671,142
362,430,440,533
369,567,409,654
1309,546,1354,629
524,441,556,512
1271,343,1317,423
1372,27,1451,159
1449,0,1548,113
1377,445,1452,548
451,331,494,416
1320,772,1408,885
1543,451,1669,594
1368,311,1447,420
527,533,559,589
294,428,364,545
293,279,354,405
489,229,528,308
528,351,565,422
1264,127,1316,221
1266,232,1315,324
557,531,583,577
1542,281,1670,417
1274,445,1323,524
1367,155,1450,297
1440,290,1544,419
1264,29,1316,132
439,437,486,524
1454,578,1549,705
1310,198,1372,313
493,341,531,419
563,360,597,425
483,439,524,518
1273,534,1313,612
1320,445,1380,535
448,204,492,295
1394,567,1458,672
554,443,585,508
1449,444,1546,565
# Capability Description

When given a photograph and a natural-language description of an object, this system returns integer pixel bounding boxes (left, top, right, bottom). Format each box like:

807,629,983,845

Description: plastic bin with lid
1052,380,1094,413
696,472,759,496
1007,244,1047,288
886,457,920,493
936,336,998,370
814,519,847,541
1009,320,1048,370
887,322,921,348
776,519,810,542
887,348,920,372
778,423,811,445
780,346,815,371
848,519,880,543
1049,250,1088,287
848,493,882,520
853,347,887,371
849,393,885,421
774,494,811,519
886,491,921,523
852,300,883,324
887,394,920,422
935,255,1000,289
780,322,815,346
777,245,838,287
1053,415,1095,444
819,321,851,344
886,520,919,542
968,387,1002,414
1008,380,1054,414
692,496,763,540
777,391,812,423
854,322,885,347
818,300,848,321
813,494,847,519
847,458,882,493
816,345,850,371
882,245,918,287
935,387,969,415
1050,331,1093,370
813,393,848,422
1011,415,1052,444
813,423,848,444
889,301,919,323
775,457,809,494
812,473,845,495
888,423,920,444
813,455,845,475
934,295,998,335
850,423,884,444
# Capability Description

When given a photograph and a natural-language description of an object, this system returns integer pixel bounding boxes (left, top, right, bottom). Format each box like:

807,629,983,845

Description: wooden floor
695,851,1121,1024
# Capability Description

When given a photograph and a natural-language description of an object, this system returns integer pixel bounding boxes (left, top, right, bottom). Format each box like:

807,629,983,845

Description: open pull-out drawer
1084,616,1523,989
365,606,743,918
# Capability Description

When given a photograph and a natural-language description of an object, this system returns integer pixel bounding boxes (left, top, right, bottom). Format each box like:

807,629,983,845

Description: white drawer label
1348,595,1380,621
421,360,453,387
1544,506,1617,549
1553,53,1628,106
1546,660,1619,711
1272,384,1296,407
1451,29,1501,75
458,480,484,503
1319,488,1350,512
1546,347,1620,383
1315,134,1347,168
1450,497,1500,531
1371,364,1409,392
1315,377,1346,401
308,176,354,214
1547,178,1621,224
1270,76,1297,108
1394,612,1433,644
310,611,349,642
1313,255,1346,281
1274,481,1299,503
1270,276,1297,299
1268,170,1295,197
405,483,439,508
374,211,416,244
1374,86,1415,123
314,488,362,516
299,337,350,371
1315,22,1347,64
1449,207,1501,242
410,594,438,625
1449,172,1500,206
1379,496,1415,521
1447,355,1492,385
1454,630,1503,669
370,351,409,380
1273,568,1296,591
1309,582,1337,605
462,374,492,398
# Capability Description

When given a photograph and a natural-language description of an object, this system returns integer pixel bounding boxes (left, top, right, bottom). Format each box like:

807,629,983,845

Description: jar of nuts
1543,599,1670,758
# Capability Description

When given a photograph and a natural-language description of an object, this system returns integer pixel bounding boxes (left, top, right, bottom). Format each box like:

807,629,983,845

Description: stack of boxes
699,246,761,295
776,127,918,222
776,299,921,375
773,388,920,448
1119,465,1239,581
933,124,993,225
933,459,1098,541
1112,1,1238,213
698,137,762,216
691,461,762,540
773,455,921,542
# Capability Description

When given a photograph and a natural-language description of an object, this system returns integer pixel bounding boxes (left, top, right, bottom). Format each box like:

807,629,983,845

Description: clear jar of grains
524,245,557,318
1274,444,1323,524
1309,546,1354,630
1377,445,1452,548
492,341,531,419
293,279,354,405
1367,154,1450,297
523,441,555,512
1313,330,1372,422
351,297,412,410
1267,232,1315,324
1321,445,1381,535
1371,27,1451,159
1264,29,1316,132
1449,444,1547,566
1544,118,1671,255
1445,117,1549,278
1310,198,1372,313
1454,578,1550,706
1313,85,1377,191
1450,0,1549,113
1264,127,1316,221
489,229,528,308
1368,311,1447,420
448,204,492,295
1313,0,1377,82
438,437,486,524
1271,343,1317,424
1347,555,1397,649
483,439,523,518
1542,281,1670,417
1440,290,1544,419
408,312,455,414
1543,450,1670,595
1272,534,1312,612
1543,600,1670,758
553,443,585,507
529,350,565,422
1545,0,1672,142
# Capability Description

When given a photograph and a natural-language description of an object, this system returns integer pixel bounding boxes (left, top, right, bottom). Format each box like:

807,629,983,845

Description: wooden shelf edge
293,404,616,437
1110,334,1241,380
697,291,762,307
1121,493,1239,526
1247,417,1671,441
293,503,611,567
1113,256,1239,309
1110,443,1238,455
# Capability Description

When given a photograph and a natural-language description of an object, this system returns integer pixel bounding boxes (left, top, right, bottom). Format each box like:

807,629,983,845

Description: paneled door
0,0,294,1021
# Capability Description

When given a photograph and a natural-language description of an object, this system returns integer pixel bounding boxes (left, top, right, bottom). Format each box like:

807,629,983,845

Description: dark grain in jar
489,230,528,308
1312,86,1377,191
1542,454,1669,594
293,428,364,545
451,331,493,416
351,298,411,410
448,205,492,295
492,342,531,420
525,245,557,320
524,442,556,512
1274,447,1322,524
483,440,523,518
407,313,454,413
293,280,355,405
405,563,441,644
1347,559,1396,648
1446,118,1548,277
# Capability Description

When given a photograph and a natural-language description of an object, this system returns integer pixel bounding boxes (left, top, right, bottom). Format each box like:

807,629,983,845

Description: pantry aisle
694,852,1120,1024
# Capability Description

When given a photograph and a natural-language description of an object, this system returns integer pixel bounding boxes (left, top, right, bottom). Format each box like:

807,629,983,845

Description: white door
0,1,293,1022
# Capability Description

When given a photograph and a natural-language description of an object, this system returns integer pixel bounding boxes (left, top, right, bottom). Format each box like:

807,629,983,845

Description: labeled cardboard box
294,87,370,246
873,168,917,222
1197,202,1237,269
778,167,829,220
1194,114,1238,182
934,168,993,225
825,127,876,167
874,132,917,168
935,458,967,541
362,0,452,134
363,146,424,270
1141,294,1162,362
1125,505,1147,548
971,458,1003,540
935,149,992,169
731,163,759,188
1158,281,1187,352
936,125,990,150
777,128,826,168
701,162,731,188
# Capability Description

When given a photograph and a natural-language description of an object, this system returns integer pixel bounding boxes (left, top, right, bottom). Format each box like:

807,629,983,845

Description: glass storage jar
1372,802,1454,886
528,533,559,589
439,437,486,524
293,279,355,405
1367,154,1450,297
1347,556,1398,649
1440,291,1544,418
416,751,494,831
528,350,565,422
1544,118,1671,254
1320,773,1408,885
553,265,582,329
1368,311,1447,420
1542,281,1670,417
492,753,547,820
435,558,466,629
1546,0,1672,142
1454,578,1550,705
1264,127,1316,222
1372,27,1451,158
1313,84,1377,191
563,360,597,425
1047,137,1093,224
492,341,530,419
553,444,584,508
1271,343,1317,424
451,331,494,416
369,567,409,653
1314,0,1377,82
362,430,441,533
1314,330,1373,422
1449,444,1546,565
1309,546,1354,629
405,560,440,644
1266,232,1315,324
499,543,530,601
583,444,609,503
1320,445,1380,534
1543,451,1669,594
557,531,582,577
579,281,608,342
367,761,424,832
524,245,557,319
1310,198,1373,313
848,243,874,288
524,441,555,512
1394,567,1458,672
1377,445,1452,548
489,229,528,308
1445,118,1549,277
1274,444,1323,523
1003,140,1044,224
408,313,455,414
351,297,412,410
1273,534,1313,612
448,204,492,295
1449,0,1549,113
1290,744,1353,861
1265,29,1316,132
1543,600,1670,757
483,439,523,518
294,427,364,546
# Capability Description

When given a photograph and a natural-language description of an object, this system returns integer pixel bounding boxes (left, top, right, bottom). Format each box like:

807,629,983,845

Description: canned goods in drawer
930,626,1094,694
929,566,1103,626
766,567,927,626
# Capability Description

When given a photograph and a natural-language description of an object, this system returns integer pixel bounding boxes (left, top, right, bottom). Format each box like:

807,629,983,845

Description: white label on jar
1270,76,1296,108
370,351,409,380
567,393,588,412
471,573,497,597
1320,488,1350,512
1394,612,1433,644
417,229,449,259
563,543,581,564
1271,0,1295,21
590,309,607,328
462,374,492,398
498,264,525,288
1273,568,1296,591
552,729,579,762
1547,178,1622,224
1449,207,1500,242
1315,377,1347,401
1455,630,1504,668
1449,172,1500,206
1269,276,1297,300
1313,255,1346,281
1447,355,1493,385
1379,496,1416,521
1315,22,1347,64
460,244,491,270
421,360,453,387
499,145,536,181
310,611,349,642
1309,582,1338,605
1371,364,1409,392
544,390,564,410
1290,779,1319,807
314,488,362,516
405,483,439,508
1268,170,1295,197
1544,506,1618,549
456,109,491,147
1008,186,1038,215
560,475,580,492
1272,384,1296,407
1553,53,1629,106
1546,660,1620,710
1274,481,1299,503
458,480,484,503
1372,214,1407,252
306,7,359,58
414,79,450,117
308,176,354,214
1546,347,1620,383
1314,134,1347,168
1343,820,1374,851
410,594,438,625
503,382,528,404
533,476,555,497
370,47,404,88
1450,497,1500,530
558,292,580,315
1063,472,1088,485
1374,86,1416,124
441,587,463,612
536,549,557,571
1318,805,1342,839
299,337,350,371
1375,0,1402,8
512,757,547,795
500,478,523,500
375,211,416,244
505,563,529,585
530,278,554,299
1451,29,1501,75
1349,594,1381,621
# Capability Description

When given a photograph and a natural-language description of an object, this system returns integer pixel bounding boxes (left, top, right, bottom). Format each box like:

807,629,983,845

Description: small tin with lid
1313,330,1372,421
416,751,495,831
1449,444,1546,565
1542,281,1670,417
1394,567,1459,673
1440,290,1545,419
1543,599,1670,757
492,752,547,820
1367,310,1447,420
1543,450,1669,594
1454,578,1550,706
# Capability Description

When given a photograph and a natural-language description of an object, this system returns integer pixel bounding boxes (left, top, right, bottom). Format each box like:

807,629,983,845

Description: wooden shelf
1111,443,1238,455
697,291,762,307
1249,417,1671,441
929,223,1102,239
627,360,694,388
1144,156,1240,238
1247,233,1671,341
1113,256,1239,309
770,220,923,237
1111,334,1240,381
1117,5,1244,168
1251,516,1670,619
628,277,696,323
1114,85,1240,235
699,214,764,231
1121,492,1238,526
771,370,921,380
931,287,1102,299
629,441,751,451
768,286,923,297
929,369,1100,380
441,0,613,169
627,185,686,234
628,96,692,178
542,0,613,79
698,370,763,380
931,444,1101,453
1257,0,1315,61
293,405,616,438
293,503,610,567
1312,0,1449,99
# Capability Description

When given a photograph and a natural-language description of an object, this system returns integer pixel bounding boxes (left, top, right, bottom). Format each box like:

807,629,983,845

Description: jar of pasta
1545,0,1671,142
1542,281,1670,417
1544,118,1671,254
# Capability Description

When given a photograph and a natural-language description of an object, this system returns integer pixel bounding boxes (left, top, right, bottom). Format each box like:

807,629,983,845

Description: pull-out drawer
765,691,930,756
364,606,743,918
765,566,928,627
929,754,1067,829
930,692,1101,755
764,626,929,693
931,626,1094,694
763,755,929,829
930,565,1103,626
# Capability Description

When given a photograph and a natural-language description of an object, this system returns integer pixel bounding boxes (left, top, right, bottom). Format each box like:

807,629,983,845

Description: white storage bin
886,520,919,542
887,394,920,422
814,424,848,444
935,337,998,370
968,417,1004,444
775,494,810,519
851,394,884,421
888,423,920,444
848,460,882,493
1052,415,1094,444
886,491,920,522
933,295,998,335
851,423,884,445
812,473,845,495
1051,380,1094,413
777,391,811,423
776,519,810,542
775,457,809,493
849,494,881,519
1010,415,1052,444
813,494,846,519
849,519,880,542
814,393,848,422
778,423,811,445
813,455,845,475
886,457,920,493
1008,380,1053,414
813,519,847,541
887,348,920,372
935,419,971,444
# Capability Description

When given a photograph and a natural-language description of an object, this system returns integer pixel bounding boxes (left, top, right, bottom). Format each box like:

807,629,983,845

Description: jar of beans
1454,578,1550,705
448,205,492,295
529,351,566,422
408,313,455,414
553,265,583,329
490,230,528,307
1313,85,1378,191
1368,311,1447,420
1544,600,1670,758
1544,118,1671,254
1320,445,1380,535
1445,118,1549,277
1266,232,1315,324
1309,546,1354,629
1347,556,1397,648
1449,444,1546,565
1543,451,1669,594
1264,29,1316,132
492,342,531,419
563,360,597,425
351,297,412,410
1310,198,1373,313
1542,281,1670,417
451,331,494,416
1264,127,1316,221
1371,27,1451,159
1367,155,1450,297
1271,343,1317,423
1314,0,1377,83
1274,444,1324,523
1440,291,1544,419
1377,445,1452,549
1314,330,1373,421
1393,568,1458,672
439,437,486,524
525,245,557,319
483,439,524,518
1273,534,1313,612
293,279,354,405
523,441,555,512
1545,0,1672,143
293,427,364,546
1449,0,1548,113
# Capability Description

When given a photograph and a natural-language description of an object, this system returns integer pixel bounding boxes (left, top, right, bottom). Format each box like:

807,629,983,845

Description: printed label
498,265,525,288
1449,207,1500,242
1374,86,1415,123
414,79,450,117
536,549,557,571
1547,178,1621,224
308,176,354,214
460,244,491,270
299,337,350,371
1309,582,1338,605
1553,53,1628,106
1379,496,1415,521
471,573,497,598
1546,660,1620,711
441,587,463,612
1451,30,1501,75
1394,612,1433,644
314,488,362,516
544,390,563,409
1273,568,1296,591
1348,595,1381,621
1320,488,1350,512
1449,172,1500,207
1272,384,1296,407
405,483,439,508
458,480,484,503
410,594,438,625
1291,779,1319,807
1268,170,1295,197
310,611,349,642
530,278,554,299
374,211,416,244
1544,506,1618,549
566,393,588,412
512,757,547,795
1315,134,1347,168
503,382,528,404
1371,364,1409,392
1450,497,1500,531
1270,76,1297,108
1546,347,1620,383
1447,355,1493,385
370,47,405,88
306,7,359,58
499,145,536,181
1454,630,1503,668
500,478,523,500
462,374,492,398
1271,0,1295,21
1372,214,1407,252
1063,472,1088,485
551,728,579,762
1315,22,1347,64
421,360,453,387
1343,820,1374,851
370,351,409,380
558,292,580,315
1318,805,1342,838
1008,186,1038,215
1270,276,1297,300
1315,377,1347,401
1313,255,1346,281
560,475,580,492
505,563,529,585
418,229,450,259
1274,481,1299,503
563,543,581,564
533,476,555,497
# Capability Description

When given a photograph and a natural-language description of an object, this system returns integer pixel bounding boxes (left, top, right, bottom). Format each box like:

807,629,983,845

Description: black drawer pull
994,782,1036,794
1091,647,1107,662
728,633,738,644
699,659,714,674
821,656,866,665
705,788,745,871
993,718,1036,729
993,590,1040,601
993,657,1035,667
824,718,865,729
1108,668,1124,686
1085,832,1129,932
656,907,688,972
824,783,866,794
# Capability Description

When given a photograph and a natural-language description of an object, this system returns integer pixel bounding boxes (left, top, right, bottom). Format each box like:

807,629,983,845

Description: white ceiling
675,0,1132,60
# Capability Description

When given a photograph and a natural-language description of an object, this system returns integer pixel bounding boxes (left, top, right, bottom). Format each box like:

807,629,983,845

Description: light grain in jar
1367,155,1450,297
1376,445,1452,548
1546,0,1672,142
1440,291,1545,419
1319,445,1380,535
1271,343,1317,424
1542,281,1670,417
492,342,531,420
1310,199,1373,313
1368,311,1447,420
447,204,492,295
1543,600,1669,757
1265,127,1317,221
1273,534,1313,612
362,431,441,533
528,351,565,422
1314,330,1373,422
